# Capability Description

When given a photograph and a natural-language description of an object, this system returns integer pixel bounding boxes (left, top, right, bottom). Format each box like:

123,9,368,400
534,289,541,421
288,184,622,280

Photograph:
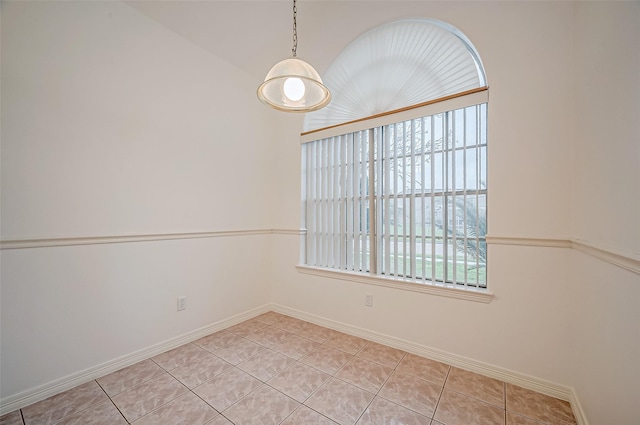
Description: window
301,90,487,290
299,19,489,295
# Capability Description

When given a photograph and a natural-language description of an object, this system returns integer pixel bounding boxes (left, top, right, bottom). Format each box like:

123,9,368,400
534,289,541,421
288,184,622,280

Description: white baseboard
570,388,590,425
271,303,589,425
0,304,272,416
2,303,589,425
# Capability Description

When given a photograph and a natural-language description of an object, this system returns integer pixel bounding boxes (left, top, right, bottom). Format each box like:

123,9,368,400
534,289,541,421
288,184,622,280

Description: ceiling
124,1,413,82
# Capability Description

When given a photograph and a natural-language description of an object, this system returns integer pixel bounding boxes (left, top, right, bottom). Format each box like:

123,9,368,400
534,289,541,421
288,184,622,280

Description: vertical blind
302,92,487,289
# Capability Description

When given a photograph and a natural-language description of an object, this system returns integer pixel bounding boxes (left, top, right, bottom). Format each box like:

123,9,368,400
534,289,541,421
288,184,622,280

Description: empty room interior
1,1,639,425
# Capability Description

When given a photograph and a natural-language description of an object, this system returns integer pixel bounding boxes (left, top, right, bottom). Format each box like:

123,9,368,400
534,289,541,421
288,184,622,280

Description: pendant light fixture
257,0,331,112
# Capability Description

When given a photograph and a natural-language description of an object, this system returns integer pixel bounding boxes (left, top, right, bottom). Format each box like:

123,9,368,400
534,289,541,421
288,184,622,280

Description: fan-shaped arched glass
303,18,487,132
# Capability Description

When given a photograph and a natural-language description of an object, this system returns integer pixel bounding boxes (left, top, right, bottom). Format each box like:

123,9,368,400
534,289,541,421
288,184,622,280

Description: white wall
1,1,277,238
572,2,640,256
571,3,640,424
571,253,639,425
0,0,280,402
271,0,576,387
1,236,271,401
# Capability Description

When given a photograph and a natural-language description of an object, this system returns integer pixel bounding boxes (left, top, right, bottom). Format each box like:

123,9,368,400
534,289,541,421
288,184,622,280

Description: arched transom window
304,18,486,132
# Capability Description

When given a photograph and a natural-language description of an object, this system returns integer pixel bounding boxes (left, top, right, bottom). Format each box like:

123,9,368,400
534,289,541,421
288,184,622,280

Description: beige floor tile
192,367,262,412
434,389,505,425
223,384,299,425
169,352,232,389
397,353,451,386
506,384,576,425
210,338,265,365
296,323,340,343
110,373,188,422
281,405,338,425
272,316,308,333
205,415,234,425
226,320,268,337
268,362,331,402
194,330,242,352
445,367,505,408
54,400,126,425
356,397,431,425
130,392,217,425
0,410,23,425
506,412,547,425
151,343,211,372
253,311,287,325
356,342,406,368
96,359,165,397
305,378,375,425
21,380,108,425
271,334,320,360
335,357,393,393
245,326,293,347
12,313,581,425
300,345,353,375
378,371,442,418
324,333,369,355
237,348,295,381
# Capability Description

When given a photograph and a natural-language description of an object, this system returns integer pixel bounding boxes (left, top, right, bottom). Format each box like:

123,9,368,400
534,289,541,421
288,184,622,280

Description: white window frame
298,89,493,303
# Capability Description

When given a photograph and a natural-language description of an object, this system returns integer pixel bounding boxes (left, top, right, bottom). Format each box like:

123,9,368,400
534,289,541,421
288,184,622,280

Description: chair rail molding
486,235,640,276
3,231,636,275
0,228,304,250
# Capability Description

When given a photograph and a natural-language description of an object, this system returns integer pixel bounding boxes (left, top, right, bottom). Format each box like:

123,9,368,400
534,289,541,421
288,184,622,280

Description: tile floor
0,312,577,425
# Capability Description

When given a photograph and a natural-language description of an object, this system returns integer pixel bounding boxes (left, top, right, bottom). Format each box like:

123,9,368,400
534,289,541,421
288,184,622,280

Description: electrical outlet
365,294,373,307
177,296,187,311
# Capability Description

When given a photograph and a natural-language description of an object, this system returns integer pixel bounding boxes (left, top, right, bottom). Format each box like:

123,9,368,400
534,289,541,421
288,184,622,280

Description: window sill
296,265,494,304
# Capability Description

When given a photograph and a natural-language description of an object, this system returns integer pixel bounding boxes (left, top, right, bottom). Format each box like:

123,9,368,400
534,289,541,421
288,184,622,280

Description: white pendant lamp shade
258,57,331,112
257,0,331,113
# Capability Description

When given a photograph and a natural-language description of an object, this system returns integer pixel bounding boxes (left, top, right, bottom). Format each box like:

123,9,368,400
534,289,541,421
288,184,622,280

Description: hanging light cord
291,0,298,57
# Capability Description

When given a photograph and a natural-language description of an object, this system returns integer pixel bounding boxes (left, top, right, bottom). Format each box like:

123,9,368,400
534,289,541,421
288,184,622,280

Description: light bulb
283,77,305,102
